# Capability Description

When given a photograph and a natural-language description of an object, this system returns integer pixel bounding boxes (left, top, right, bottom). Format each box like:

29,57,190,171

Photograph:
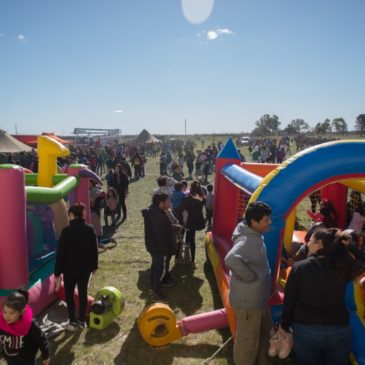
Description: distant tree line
251,114,365,136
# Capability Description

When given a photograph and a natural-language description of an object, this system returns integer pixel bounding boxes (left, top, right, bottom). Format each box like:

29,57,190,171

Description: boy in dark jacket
54,204,98,330
141,193,175,301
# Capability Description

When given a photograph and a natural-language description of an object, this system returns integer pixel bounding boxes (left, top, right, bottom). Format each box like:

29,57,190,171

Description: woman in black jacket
54,204,98,330
279,228,364,365
178,181,205,267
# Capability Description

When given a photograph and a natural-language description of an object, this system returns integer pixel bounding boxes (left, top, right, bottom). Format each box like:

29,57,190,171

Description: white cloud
207,31,218,40
0,33,4,38
17,34,28,43
114,110,123,113
203,27,234,41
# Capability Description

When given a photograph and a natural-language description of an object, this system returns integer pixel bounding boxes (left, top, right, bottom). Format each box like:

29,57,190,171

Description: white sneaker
64,321,77,331
78,320,88,329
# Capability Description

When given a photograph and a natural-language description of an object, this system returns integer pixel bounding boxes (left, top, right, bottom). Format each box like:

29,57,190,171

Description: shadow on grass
83,322,121,346
114,321,234,365
49,330,82,364
137,262,205,316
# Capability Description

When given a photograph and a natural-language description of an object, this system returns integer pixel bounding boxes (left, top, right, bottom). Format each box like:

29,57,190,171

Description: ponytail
68,203,85,219
3,289,29,312
313,228,361,279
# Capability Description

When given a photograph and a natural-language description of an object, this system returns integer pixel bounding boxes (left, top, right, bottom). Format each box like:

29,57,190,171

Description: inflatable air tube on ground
55,281,94,314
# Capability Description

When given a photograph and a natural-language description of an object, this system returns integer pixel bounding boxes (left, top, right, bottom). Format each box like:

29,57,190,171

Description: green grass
45,135,326,364
47,152,234,365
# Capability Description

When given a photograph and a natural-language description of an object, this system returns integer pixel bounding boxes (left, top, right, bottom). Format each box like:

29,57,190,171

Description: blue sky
1,0,365,135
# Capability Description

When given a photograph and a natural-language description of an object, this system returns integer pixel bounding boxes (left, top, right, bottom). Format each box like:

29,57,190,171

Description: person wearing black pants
54,203,98,330
178,181,206,268
142,193,175,301
63,273,90,325
110,165,129,222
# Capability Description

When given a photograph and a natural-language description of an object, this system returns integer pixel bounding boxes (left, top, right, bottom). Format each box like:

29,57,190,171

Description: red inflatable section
55,281,94,314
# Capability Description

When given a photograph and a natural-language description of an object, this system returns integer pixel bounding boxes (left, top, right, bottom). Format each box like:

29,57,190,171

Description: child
0,289,50,365
205,184,214,230
170,183,185,215
89,180,105,248
306,199,338,228
347,202,365,231
104,187,119,227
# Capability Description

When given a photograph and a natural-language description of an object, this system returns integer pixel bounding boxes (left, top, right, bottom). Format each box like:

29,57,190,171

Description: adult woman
54,204,98,330
280,228,363,365
178,181,205,267
110,164,129,222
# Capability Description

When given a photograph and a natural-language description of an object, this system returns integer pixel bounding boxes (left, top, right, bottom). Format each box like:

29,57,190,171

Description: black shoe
152,292,168,302
161,276,177,285
161,281,174,287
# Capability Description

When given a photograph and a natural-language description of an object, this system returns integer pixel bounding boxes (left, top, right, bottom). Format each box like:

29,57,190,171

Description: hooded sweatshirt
224,222,271,309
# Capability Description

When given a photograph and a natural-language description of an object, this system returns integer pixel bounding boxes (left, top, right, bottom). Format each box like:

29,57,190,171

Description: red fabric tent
14,133,71,145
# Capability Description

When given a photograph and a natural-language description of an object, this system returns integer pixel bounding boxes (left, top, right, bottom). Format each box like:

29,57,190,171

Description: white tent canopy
134,129,161,144
0,129,33,153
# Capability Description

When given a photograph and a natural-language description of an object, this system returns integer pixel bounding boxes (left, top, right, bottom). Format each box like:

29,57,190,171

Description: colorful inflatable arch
0,136,101,315
139,138,365,365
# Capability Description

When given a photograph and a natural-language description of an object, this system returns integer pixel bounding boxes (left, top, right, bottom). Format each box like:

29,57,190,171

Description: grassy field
47,150,235,365
44,137,307,365
41,135,330,365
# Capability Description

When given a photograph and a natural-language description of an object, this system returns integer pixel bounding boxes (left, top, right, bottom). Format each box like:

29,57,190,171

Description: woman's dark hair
312,228,362,279
350,230,365,245
68,203,85,219
152,192,169,206
174,182,182,191
190,181,204,197
3,289,29,312
157,176,167,187
245,201,272,226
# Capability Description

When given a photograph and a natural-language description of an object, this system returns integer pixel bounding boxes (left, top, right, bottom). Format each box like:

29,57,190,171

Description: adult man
151,176,177,198
141,193,175,301
225,202,273,365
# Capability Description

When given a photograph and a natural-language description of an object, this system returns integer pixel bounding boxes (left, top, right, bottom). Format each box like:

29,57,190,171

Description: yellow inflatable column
284,208,296,252
37,136,70,187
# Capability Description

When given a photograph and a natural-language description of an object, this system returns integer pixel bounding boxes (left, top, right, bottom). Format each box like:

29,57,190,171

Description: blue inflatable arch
249,140,365,278
248,140,365,365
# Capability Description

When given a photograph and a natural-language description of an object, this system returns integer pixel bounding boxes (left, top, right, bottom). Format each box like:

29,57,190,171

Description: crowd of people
1,135,365,365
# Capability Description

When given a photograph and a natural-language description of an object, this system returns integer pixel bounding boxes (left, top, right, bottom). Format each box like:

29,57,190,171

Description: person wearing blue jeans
293,323,351,365
280,228,364,365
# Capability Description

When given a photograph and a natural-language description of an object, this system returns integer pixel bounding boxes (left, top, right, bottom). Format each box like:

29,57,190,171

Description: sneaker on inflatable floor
78,320,88,329
64,321,77,332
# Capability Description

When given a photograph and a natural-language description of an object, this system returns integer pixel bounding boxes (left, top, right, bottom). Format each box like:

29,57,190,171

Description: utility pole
184,118,187,142
15,123,18,134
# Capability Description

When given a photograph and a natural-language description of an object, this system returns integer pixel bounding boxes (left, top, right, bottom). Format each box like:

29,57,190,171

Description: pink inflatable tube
28,275,58,316
178,308,228,336
67,165,91,224
0,166,28,290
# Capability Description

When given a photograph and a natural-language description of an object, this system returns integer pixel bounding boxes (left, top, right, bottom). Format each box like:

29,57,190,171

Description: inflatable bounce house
0,136,102,315
138,138,365,365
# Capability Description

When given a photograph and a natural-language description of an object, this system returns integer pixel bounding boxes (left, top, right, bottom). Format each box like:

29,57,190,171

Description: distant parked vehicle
240,137,250,146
